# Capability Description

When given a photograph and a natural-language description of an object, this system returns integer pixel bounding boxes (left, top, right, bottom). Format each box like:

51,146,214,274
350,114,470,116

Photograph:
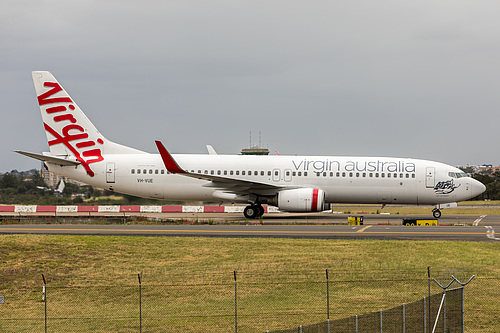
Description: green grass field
1,235,499,331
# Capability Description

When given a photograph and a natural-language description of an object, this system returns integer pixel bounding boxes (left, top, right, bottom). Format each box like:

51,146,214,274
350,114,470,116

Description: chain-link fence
0,266,497,332
270,287,464,333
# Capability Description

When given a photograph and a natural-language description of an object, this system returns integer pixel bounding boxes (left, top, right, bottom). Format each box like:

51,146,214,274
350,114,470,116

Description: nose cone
471,178,487,197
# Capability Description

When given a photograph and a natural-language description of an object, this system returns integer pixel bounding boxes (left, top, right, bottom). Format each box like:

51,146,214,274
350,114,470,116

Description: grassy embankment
0,235,499,332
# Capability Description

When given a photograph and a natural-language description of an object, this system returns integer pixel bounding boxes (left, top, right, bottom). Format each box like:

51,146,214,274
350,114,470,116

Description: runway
1,213,499,242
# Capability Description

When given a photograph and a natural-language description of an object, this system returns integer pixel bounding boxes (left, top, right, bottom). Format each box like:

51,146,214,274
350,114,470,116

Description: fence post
403,303,405,333
326,268,330,333
138,273,142,333
432,277,455,333
234,270,237,333
423,297,426,333
451,274,475,333
380,309,382,333
443,289,446,333
427,267,431,333
42,274,47,333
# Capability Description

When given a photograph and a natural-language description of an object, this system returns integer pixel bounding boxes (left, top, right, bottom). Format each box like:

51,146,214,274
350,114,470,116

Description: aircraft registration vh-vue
16,71,486,219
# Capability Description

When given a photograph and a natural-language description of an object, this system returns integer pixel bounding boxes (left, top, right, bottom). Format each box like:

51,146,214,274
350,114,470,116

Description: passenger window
261,171,264,176
400,173,403,178
275,171,279,176
363,173,366,177
149,170,152,174
298,171,302,176
131,169,135,174
349,172,353,177
236,171,239,175
161,170,165,174
330,172,334,177
242,171,246,175
369,173,373,177
286,171,291,176
254,171,258,176
204,170,208,174
381,173,385,178
323,172,327,177
143,169,147,174
224,170,228,175
375,173,379,178
387,173,391,178
406,174,410,178
211,170,215,175
268,171,272,176
356,172,359,177
230,171,234,175
412,174,415,178
155,169,158,174
292,171,296,176
342,172,346,177
217,170,221,175
304,172,308,176
336,172,340,177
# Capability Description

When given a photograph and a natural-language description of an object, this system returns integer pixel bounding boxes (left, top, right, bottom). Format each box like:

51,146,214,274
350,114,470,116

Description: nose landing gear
432,209,442,219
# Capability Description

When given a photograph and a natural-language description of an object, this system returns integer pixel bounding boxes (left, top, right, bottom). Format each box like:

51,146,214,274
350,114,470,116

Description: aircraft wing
14,150,80,166
155,141,284,196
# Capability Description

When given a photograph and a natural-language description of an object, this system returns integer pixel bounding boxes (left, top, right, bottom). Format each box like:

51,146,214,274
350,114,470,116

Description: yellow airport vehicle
348,216,364,225
402,218,438,226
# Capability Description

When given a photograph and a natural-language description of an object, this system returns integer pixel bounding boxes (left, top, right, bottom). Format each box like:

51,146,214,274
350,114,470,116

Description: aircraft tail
32,71,145,175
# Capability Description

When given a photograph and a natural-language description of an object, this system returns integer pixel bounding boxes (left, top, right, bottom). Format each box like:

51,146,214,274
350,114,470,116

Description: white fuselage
47,153,485,206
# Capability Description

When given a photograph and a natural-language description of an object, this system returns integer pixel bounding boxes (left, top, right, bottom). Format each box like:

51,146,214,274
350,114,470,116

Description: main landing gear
244,204,264,219
432,209,442,219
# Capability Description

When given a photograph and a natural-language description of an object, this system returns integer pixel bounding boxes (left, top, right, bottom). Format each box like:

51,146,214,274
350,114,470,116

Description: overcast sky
1,0,499,172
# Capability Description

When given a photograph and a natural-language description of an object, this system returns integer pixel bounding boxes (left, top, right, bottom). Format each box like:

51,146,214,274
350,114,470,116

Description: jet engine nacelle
272,188,328,212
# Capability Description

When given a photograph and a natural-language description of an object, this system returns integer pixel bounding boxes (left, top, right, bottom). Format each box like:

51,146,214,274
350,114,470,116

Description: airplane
16,71,486,219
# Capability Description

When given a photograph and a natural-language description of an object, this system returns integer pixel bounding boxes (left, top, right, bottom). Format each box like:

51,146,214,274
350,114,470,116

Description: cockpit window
448,172,469,178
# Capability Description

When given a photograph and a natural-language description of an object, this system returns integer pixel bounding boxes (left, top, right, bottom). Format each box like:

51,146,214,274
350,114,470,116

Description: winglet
155,141,187,174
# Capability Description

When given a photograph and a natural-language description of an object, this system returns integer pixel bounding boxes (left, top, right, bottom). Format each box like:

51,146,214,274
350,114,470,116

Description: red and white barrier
0,205,281,214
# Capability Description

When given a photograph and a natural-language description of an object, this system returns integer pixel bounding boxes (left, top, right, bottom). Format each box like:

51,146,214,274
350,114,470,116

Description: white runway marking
485,226,500,241
473,215,487,226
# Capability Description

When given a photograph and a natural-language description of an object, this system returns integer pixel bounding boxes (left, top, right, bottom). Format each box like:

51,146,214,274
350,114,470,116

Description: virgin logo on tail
38,81,103,177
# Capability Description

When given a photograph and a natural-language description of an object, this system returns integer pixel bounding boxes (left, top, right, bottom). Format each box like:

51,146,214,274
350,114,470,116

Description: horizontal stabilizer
14,150,80,166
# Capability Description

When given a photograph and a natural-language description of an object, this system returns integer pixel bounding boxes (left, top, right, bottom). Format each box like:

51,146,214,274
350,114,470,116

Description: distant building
40,168,63,189
40,166,84,189
240,146,270,155
241,131,270,155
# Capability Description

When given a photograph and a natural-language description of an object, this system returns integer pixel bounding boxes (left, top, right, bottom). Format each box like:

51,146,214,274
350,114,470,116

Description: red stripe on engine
311,189,319,212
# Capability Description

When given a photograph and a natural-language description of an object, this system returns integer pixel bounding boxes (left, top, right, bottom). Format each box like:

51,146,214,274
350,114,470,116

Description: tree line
0,169,176,205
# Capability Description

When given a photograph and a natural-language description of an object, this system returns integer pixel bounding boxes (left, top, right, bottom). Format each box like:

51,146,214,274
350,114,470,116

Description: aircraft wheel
256,205,265,218
433,209,442,219
244,205,258,219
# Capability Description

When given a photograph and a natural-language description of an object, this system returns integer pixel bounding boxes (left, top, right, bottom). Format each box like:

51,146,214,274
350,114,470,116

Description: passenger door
425,167,435,188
